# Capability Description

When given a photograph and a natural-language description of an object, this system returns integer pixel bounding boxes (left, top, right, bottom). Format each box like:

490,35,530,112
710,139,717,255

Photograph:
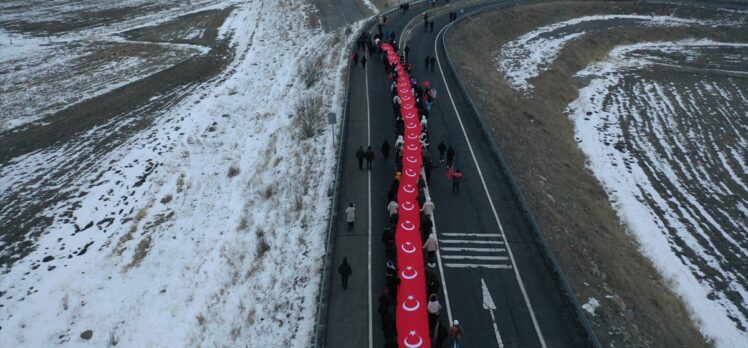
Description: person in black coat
365,146,375,170
338,258,352,290
446,145,455,167
381,140,391,160
429,56,436,72
437,141,447,162
355,146,365,169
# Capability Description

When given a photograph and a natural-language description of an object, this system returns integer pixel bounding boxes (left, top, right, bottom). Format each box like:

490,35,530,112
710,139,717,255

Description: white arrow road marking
482,278,505,348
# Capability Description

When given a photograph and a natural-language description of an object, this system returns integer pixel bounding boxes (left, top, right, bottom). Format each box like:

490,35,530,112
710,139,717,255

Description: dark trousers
342,275,349,289
357,158,363,169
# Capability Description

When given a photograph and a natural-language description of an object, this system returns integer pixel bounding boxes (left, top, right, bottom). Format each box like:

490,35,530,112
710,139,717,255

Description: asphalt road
313,0,371,32
325,1,592,347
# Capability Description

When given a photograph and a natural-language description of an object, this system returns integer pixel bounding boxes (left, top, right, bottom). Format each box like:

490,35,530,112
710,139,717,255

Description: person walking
404,45,410,60
421,198,435,216
361,56,367,69
365,146,375,169
381,139,391,160
429,20,435,32
452,169,463,193
355,146,365,169
345,203,356,231
429,56,437,72
427,293,442,327
449,320,464,348
338,258,352,290
423,232,438,267
352,52,359,67
387,200,398,223
446,145,455,167
437,141,447,162
425,56,430,71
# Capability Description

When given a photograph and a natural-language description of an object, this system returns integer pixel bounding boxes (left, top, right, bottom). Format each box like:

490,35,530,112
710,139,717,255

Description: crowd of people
341,7,468,348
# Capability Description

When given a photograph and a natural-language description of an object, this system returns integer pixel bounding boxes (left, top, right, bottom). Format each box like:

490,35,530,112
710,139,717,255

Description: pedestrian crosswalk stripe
440,247,505,252
440,239,503,245
443,263,513,269
441,255,509,261
441,233,503,237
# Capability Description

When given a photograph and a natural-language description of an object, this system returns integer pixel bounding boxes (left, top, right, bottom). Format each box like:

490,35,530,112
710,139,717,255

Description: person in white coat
423,232,438,267
427,293,442,327
387,200,398,223
421,198,435,216
345,203,356,231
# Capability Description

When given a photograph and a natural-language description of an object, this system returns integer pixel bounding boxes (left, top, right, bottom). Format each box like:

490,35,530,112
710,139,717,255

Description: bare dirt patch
446,1,747,346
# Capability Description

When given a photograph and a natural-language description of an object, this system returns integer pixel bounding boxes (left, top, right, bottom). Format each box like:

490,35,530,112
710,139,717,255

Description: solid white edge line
422,169,454,326
435,22,548,348
365,61,373,348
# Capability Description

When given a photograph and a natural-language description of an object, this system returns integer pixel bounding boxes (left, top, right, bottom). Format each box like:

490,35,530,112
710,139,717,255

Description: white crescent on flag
402,184,416,193
402,295,421,312
401,201,415,211
406,144,418,151
401,242,416,254
406,156,418,163
401,266,418,280
406,123,416,129
403,331,423,348
403,104,413,110
404,169,417,177
400,220,415,231
407,133,418,140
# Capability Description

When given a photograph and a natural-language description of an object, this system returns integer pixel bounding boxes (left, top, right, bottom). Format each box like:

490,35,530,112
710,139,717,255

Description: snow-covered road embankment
0,0,356,346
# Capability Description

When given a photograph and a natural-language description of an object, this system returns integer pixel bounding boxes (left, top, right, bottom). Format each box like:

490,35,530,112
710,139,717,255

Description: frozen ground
494,10,748,346
1,0,353,346
566,40,748,346
495,14,739,93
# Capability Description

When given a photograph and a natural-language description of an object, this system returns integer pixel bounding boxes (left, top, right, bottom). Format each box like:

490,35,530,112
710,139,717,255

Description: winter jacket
421,201,435,215
423,234,438,252
428,299,442,314
387,201,398,216
345,206,356,222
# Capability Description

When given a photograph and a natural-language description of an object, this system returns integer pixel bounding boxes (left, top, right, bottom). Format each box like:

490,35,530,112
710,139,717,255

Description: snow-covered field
1,0,354,346
496,13,748,347
566,40,748,346
495,15,736,93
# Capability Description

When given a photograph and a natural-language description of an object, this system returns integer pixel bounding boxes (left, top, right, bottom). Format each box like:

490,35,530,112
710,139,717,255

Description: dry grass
445,1,720,347
227,165,240,178
300,56,324,88
124,236,152,270
295,95,324,139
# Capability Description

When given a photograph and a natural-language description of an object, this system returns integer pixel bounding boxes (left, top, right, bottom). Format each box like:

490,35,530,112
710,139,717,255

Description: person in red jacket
452,169,463,193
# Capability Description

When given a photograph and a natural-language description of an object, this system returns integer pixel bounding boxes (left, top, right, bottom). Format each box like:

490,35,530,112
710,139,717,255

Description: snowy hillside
0,0,353,346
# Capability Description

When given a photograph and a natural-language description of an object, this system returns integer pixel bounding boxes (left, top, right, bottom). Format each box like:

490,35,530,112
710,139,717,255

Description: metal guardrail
312,2,425,347
438,2,602,347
